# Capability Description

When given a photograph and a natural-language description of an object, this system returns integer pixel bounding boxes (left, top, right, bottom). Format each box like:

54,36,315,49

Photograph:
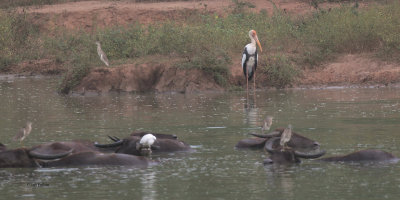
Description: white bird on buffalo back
242,30,262,94
140,134,157,148
138,134,157,156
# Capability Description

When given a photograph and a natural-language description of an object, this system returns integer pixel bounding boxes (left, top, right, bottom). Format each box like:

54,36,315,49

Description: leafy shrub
178,48,231,86
262,54,299,88
0,10,40,70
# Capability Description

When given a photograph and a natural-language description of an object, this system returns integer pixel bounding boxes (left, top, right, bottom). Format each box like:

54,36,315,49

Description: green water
1,77,400,199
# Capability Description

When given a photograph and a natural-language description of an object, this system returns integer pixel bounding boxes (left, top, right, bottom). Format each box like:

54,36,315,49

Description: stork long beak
255,36,263,52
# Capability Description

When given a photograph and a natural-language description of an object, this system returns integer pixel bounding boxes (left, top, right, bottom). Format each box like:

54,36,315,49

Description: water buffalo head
237,128,321,151
0,146,72,168
263,137,326,165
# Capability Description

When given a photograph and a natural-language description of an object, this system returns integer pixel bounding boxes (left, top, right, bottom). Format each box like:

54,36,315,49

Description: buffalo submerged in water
0,141,156,168
95,132,192,156
0,132,190,168
263,137,399,165
235,128,321,151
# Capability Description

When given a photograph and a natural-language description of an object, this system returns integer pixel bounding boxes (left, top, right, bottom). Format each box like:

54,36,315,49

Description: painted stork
96,41,109,66
242,30,262,93
280,124,292,151
13,121,32,146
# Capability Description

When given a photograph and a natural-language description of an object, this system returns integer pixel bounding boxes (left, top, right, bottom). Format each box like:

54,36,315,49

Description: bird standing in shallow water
280,124,292,150
242,30,262,94
261,116,273,134
13,122,32,147
96,41,109,67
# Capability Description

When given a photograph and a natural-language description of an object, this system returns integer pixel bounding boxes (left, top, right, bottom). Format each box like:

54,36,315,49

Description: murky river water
0,76,400,199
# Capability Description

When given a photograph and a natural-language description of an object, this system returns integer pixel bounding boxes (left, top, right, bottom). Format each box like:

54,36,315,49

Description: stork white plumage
96,41,109,66
140,134,157,148
242,30,262,94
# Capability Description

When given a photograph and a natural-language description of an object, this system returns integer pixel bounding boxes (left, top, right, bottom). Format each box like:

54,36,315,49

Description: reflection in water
1,78,400,200
141,171,157,200
264,165,296,199
280,174,294,200
243,94,259,127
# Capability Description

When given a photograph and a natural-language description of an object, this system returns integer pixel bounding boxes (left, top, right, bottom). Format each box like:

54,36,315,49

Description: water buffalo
318,149,399,163
95,132,191,156
263,137,326,164
0,143,6,151
42,151,157,168
263,137,399,164
0,146,72,168
235,128,320,151
29,140,113,155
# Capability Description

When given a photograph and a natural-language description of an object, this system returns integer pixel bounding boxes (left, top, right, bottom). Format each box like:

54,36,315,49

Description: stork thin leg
253,71,256,92
246,71,249,96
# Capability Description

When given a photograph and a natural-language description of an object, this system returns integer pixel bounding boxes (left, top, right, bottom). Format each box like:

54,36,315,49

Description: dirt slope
11,0,400,93
25,0,333,31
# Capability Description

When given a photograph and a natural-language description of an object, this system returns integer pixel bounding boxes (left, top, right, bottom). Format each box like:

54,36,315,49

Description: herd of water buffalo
0,127,398,168
236,127,399,164
0,132,191,168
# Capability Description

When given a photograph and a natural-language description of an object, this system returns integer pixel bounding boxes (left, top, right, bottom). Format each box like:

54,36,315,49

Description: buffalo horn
94,140,123,148
107,135,121,142
265,137,281,153
294,150,326,159
250,131,281,138
29,149,73,160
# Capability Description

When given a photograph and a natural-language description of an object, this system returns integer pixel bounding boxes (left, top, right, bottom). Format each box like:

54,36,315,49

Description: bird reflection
243,94,258,126
264,166,295,199
141,171,157,200
280,174,294,199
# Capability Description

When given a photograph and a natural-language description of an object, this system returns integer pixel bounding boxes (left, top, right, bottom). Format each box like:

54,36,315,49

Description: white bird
242,30,262,94
280,124,292,150
96,41,109,66
140,134,157,148
261,116,273,134
13,122,32,146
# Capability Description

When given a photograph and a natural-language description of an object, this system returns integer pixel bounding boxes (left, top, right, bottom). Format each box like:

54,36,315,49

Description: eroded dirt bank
7,0,400,93
72,63,223,94
70,53,400,94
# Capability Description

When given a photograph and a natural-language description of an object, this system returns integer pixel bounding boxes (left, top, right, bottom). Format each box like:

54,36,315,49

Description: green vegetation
0,10,41,70
1,0,400,93
263,54,299,88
